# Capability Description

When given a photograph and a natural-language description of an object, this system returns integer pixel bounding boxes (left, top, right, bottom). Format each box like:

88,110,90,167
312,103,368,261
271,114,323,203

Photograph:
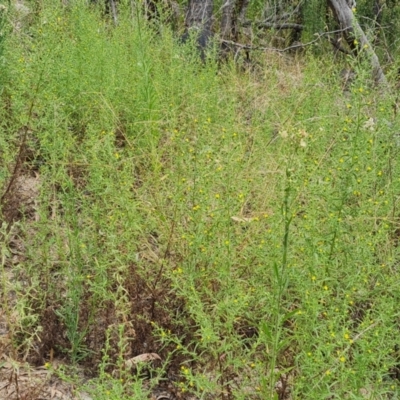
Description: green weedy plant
278,71,400,398
54,185,91,363
81,325,151,400
0,0,9,93
1,0,400,398
0,223,15,355
0,1,14,186
257,166,297,399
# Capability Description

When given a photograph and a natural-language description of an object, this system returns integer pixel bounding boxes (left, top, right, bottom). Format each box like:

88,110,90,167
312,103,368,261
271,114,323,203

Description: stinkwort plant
0,223,16,357
258,166,297,399
0,0,10,94
0,1,400,399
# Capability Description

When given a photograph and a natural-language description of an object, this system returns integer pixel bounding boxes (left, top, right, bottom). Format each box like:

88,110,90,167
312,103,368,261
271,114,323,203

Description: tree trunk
220,0,250,58
182,0,214,60
237,0,250,24
221,0,250,40
221,0,235,40
185,0,213,30
109,0,118,25
328,0,387,86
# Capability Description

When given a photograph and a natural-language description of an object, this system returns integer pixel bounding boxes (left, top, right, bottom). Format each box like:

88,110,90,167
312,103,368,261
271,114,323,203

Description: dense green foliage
1,1,400,399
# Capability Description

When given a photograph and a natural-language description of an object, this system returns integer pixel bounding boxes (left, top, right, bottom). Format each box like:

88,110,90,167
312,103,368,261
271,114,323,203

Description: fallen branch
220,27,352,53
256,22,303,31
328,0,387,85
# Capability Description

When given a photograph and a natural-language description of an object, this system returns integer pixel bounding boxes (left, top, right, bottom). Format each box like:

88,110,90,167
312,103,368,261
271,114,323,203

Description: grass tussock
1,1,400,399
